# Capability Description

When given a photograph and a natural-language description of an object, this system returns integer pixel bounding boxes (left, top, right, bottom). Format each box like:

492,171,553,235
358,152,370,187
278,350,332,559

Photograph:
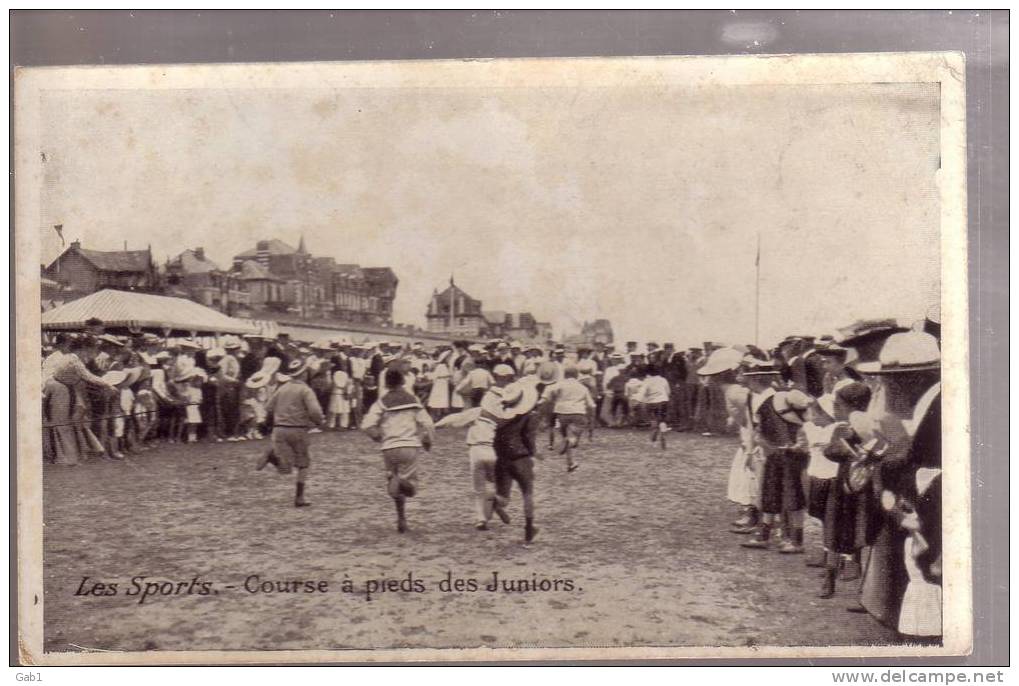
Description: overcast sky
39,80,940,347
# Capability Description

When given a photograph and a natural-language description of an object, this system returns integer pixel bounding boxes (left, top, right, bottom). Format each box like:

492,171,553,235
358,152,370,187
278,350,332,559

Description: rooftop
53,245,152,273
234,239,299,259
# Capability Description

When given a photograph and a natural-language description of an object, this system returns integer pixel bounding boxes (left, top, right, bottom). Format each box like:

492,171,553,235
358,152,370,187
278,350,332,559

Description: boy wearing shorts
542,364,595,472
259,358,324,508
361,368,436,533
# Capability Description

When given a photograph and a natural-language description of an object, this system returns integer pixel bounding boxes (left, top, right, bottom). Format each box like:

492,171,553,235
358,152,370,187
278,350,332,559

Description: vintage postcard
14,52,969,664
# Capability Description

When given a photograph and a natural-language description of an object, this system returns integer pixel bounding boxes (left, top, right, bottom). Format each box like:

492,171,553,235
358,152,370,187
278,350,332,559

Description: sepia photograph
14,49,970,664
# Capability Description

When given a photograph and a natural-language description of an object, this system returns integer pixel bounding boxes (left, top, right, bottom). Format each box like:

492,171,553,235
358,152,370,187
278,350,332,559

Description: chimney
70,239,81,250
256,240,270,267
195,247,205,261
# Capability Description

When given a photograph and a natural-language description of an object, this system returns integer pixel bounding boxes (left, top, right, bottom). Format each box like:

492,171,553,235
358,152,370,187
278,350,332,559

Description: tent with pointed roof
41,289,258,335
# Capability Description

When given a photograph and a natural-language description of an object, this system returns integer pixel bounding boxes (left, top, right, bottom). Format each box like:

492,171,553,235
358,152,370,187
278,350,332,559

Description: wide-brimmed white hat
245,356,282,388
101,369,128,386
222,336,242,350
855,331,940,375
492,363,515,377
774,389,811,424
697,347,744,376
245,373,269,389
501,378,539,417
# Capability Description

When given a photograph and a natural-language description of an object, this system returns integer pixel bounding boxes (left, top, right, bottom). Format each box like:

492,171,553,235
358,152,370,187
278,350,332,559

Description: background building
43,240,158,297
426,283,553,342
426,281,486,337
563,319,614,348
230,236,398,325
165,247,250,316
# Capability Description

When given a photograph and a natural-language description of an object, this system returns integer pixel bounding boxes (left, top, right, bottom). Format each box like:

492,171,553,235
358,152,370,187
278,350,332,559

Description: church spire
297,234,307,254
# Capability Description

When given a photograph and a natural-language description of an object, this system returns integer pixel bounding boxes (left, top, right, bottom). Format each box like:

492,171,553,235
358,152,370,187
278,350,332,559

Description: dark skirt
808,473,875,554
860,523,909,628
761,449,807,514
807,476,832,520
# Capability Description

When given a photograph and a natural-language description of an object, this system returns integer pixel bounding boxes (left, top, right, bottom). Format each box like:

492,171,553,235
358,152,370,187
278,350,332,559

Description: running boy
361,367,436,533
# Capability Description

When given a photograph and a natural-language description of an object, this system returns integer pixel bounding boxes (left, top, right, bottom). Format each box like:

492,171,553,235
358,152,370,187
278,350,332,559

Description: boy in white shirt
465,364,515,530
637,364,672,447
542,364,595,472
361,368,436,533
624,368,647,428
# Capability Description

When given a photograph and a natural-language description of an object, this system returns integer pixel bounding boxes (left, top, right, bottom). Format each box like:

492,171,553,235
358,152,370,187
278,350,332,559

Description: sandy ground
42,426,899,653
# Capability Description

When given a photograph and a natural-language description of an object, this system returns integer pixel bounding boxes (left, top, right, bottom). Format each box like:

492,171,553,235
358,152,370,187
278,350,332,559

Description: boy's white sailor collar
750,386,777,416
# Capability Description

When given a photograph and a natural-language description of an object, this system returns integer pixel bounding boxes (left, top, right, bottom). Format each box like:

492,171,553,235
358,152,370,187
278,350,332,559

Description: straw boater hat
813,342,849,359
836,319,909,364
741,361,782,377
98,334,123,347
206,347,226,361
697,347,744,376
177,340,202,351
854,331,940,375
222,336,242,351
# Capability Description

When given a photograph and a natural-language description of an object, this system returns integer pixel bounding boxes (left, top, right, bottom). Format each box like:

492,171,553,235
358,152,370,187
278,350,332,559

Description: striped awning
40,289,258,335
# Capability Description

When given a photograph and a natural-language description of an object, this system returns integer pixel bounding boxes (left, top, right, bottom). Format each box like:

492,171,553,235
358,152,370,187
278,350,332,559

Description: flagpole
754,230,761,348
448,273,455,332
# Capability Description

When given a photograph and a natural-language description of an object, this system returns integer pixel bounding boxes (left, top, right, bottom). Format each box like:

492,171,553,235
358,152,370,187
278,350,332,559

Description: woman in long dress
450,357,468,410
327,367,352,430
46,338,114,465
43,376,81,464
426,352,452,420
695,349,756,529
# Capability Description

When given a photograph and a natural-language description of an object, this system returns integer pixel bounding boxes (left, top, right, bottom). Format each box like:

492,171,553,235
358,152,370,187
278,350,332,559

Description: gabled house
43,240,158,295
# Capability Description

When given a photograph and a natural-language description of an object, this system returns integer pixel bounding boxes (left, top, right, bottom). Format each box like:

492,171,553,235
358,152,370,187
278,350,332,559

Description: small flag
53,224,65,246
